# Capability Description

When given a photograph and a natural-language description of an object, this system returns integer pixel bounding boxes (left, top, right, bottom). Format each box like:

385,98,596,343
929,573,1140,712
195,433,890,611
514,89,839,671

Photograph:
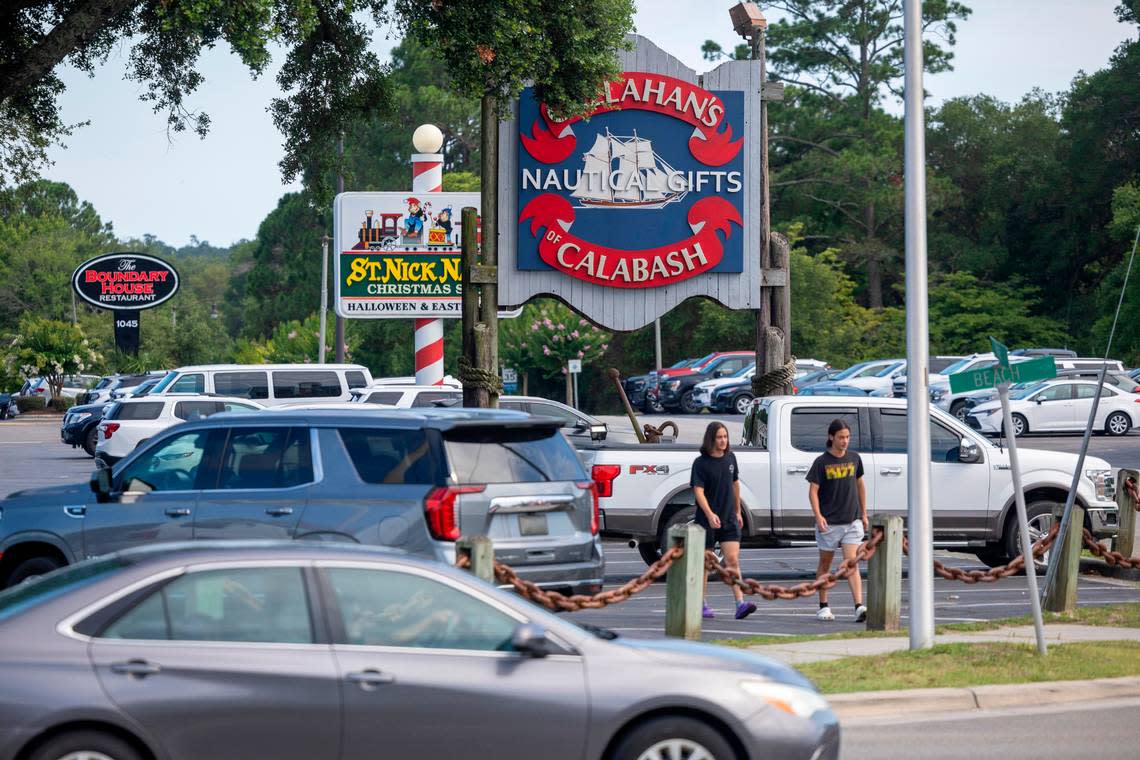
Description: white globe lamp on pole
412,124,444,155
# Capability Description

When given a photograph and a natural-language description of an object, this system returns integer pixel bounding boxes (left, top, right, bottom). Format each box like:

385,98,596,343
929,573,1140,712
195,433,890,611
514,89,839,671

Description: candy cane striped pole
411,131,445,385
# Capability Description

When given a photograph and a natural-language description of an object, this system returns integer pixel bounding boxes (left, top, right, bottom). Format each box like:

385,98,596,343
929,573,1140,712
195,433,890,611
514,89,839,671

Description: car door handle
346,669,396,689
264,507,294,517
164,508,191,517
880,467,903,476
786,466,809,475
110,659,161,678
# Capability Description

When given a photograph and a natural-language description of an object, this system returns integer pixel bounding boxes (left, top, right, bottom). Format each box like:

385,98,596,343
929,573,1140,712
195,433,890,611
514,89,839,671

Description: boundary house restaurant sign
72,253,180,310
498,35,765,331
334,192,479,318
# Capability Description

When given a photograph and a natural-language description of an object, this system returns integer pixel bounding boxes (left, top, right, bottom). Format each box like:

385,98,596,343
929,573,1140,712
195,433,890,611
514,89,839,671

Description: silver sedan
0,542,838,760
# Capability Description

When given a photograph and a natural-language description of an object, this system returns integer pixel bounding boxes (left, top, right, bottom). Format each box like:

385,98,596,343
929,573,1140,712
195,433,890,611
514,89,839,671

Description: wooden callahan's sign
498,36,766,330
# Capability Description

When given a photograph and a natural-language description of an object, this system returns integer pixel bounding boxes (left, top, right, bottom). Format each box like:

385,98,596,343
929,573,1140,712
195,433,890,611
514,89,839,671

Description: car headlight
73,412,92,422
739,680,830,719
930,389,945,401
1085,469,1114,500
666,380,681,391
978,408,999,417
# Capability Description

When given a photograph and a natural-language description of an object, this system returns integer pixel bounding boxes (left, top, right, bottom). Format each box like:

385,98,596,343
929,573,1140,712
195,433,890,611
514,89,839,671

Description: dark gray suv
0,408,604,594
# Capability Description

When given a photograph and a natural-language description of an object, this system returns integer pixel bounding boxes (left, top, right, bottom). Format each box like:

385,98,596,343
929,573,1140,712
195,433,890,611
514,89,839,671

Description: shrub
16,396,46,412
49,396,76,412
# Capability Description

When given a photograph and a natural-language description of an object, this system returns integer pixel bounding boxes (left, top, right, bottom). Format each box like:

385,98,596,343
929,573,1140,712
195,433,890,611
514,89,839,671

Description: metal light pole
903,0,934,650
335,134,346,363
654,319,663,370
319,235,330,364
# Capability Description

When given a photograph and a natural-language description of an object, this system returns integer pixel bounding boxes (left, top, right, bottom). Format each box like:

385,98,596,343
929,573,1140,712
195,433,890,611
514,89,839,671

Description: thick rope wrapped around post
751,355,797,397
457,355,503,394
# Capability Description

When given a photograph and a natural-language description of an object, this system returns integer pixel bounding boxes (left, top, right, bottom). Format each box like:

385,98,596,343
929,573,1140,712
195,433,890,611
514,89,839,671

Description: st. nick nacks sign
497,36,766,331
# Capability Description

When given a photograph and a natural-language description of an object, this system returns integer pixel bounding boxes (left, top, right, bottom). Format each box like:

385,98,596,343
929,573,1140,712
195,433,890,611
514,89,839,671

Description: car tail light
101,422,120,439
34,387,44,394
577,481,600,535
423,485,485,541
591,464,621,498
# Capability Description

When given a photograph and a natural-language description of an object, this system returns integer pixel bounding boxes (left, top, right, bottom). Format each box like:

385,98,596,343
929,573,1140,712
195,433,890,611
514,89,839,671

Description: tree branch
0,0,139,106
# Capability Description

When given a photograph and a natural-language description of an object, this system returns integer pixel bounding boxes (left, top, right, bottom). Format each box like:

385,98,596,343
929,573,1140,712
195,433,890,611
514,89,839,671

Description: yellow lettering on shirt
823,462,856,480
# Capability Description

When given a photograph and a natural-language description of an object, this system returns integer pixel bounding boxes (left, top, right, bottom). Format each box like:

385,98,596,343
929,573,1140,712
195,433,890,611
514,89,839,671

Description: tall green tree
760,0,971,307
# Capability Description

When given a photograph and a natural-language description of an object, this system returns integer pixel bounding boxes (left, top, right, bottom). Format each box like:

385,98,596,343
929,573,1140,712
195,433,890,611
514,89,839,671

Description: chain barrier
1082,528,1140,569
1124,475,1139,510
478,545,684,612
909,523,1060,584
705,527,884,599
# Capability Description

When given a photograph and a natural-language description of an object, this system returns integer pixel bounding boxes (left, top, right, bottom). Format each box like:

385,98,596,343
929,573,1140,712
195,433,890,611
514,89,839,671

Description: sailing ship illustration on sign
571,129,687,209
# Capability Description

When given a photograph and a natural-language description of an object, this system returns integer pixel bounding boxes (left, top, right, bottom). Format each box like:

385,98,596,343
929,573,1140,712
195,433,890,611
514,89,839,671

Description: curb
827,675,1140,720
1079,557,1140,582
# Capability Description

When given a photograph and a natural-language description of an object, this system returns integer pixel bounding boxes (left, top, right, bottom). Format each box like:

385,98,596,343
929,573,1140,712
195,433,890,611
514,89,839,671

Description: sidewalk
746,624,1140,665
746,624,1140,720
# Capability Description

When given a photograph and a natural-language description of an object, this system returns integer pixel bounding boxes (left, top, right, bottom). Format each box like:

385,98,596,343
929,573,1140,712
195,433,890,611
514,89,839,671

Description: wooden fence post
456,535,495,584
665,523,706,640
1114,468,1138,559
1044,504,1084,613
866,515,903,631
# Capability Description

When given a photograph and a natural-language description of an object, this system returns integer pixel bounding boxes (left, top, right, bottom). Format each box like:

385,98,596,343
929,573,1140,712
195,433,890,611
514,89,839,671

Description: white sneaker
854,605,867,623
816,606,835,621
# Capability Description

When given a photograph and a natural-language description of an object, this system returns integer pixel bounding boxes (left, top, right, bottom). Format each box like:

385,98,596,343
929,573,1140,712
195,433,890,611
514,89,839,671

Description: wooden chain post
665,523,707,640
866,516,903,631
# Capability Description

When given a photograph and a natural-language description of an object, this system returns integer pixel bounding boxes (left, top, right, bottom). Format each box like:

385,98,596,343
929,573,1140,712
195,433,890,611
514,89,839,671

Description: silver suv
0,408,604,594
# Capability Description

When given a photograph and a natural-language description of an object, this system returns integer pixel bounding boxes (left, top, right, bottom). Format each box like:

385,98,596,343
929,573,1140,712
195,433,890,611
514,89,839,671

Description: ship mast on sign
571,128,687,209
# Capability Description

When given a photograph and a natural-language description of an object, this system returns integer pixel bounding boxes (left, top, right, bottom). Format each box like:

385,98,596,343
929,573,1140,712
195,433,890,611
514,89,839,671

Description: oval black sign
72,253,180,311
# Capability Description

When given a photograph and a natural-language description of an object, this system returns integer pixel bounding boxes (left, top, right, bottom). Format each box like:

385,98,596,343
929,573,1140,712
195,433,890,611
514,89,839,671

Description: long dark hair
826,419,851,450
700,421,729,456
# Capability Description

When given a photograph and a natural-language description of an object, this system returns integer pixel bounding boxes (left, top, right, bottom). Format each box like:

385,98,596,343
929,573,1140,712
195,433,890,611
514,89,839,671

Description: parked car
96,395,265,465
17,375,98,404
81,373,162,405
1010,347,1077,358
143,364,374,405
0,392,13,420
349,387,608,442
658,353,756,413
806,359,902,397
109,376,163,401
60,402,110,456
793,368,840,391
690,364,754,411
654,353,718,379
578,395,1118,569
0,542,838,760
795,384,871,397
965,378,1138,437
1131,367,1140,382
889,355,964,397
960,369,1140,418
1,407,604,595
706,367,839,415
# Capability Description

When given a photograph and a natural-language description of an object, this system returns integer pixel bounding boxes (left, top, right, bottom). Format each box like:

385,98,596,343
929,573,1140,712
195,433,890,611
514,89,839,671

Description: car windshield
729,364,753,378
852,363,890,378
874,362,903,377
1010,381,1049,400
0,556,130,622
149,370,179,394
941,357,978,375
832,362,871,380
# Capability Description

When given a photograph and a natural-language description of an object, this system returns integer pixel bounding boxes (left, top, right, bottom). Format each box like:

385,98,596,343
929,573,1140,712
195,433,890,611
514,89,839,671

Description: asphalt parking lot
3,415,1138,642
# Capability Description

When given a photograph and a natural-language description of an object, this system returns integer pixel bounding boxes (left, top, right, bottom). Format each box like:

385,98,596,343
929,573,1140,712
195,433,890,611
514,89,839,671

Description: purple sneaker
735,601,757,620
702,604,715,619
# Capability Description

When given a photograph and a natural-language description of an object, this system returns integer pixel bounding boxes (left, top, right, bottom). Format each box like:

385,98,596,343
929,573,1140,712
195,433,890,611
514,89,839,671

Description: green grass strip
800,640,1140,694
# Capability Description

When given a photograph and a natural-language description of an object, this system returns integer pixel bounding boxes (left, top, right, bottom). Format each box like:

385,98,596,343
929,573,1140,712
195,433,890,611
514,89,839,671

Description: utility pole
335,134,346,363
319,235,330,364
731,2,790,400
903,0,934,650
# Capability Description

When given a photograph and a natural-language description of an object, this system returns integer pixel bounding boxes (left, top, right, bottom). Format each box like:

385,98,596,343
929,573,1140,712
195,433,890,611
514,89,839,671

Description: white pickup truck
578,396,1119,568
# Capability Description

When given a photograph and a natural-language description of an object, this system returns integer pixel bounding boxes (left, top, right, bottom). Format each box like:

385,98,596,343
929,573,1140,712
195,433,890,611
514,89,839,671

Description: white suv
97,395,264,465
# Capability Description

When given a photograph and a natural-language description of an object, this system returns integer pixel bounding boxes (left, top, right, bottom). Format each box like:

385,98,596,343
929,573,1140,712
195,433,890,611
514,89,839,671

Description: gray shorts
815,520,865,552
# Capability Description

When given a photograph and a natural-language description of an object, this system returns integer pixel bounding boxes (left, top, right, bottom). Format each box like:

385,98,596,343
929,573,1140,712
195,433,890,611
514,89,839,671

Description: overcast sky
43,0,1135,247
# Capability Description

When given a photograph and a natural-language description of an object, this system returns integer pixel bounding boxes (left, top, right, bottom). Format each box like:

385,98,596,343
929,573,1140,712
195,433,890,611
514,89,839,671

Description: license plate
519,513,548,536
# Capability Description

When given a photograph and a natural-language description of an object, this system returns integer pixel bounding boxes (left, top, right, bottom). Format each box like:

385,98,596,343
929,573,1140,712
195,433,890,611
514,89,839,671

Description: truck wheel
82,425,99,457
733,393,754,415
1105,411,1131,437
1002,500,1057,573
656,506,697,554
679,390,702,414
637,541,662,566
973,545,1009,567
949,400,968,422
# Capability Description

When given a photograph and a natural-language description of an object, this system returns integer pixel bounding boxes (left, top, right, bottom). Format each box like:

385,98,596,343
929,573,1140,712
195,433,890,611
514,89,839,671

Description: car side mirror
511,623,553,658
1035,398,1044,404
714,370,725,378
90,467,113,503
958,440,982,464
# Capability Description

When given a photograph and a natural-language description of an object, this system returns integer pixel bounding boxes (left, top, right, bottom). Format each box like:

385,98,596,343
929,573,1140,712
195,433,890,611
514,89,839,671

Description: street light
730,2,767,40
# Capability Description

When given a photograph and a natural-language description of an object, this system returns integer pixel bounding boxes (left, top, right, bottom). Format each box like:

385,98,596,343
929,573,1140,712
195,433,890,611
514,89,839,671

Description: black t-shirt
806,450,864,524
690,452,739,524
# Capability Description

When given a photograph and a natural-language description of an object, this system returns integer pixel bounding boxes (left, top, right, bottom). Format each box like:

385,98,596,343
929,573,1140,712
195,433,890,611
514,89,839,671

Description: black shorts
695,519,742,548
